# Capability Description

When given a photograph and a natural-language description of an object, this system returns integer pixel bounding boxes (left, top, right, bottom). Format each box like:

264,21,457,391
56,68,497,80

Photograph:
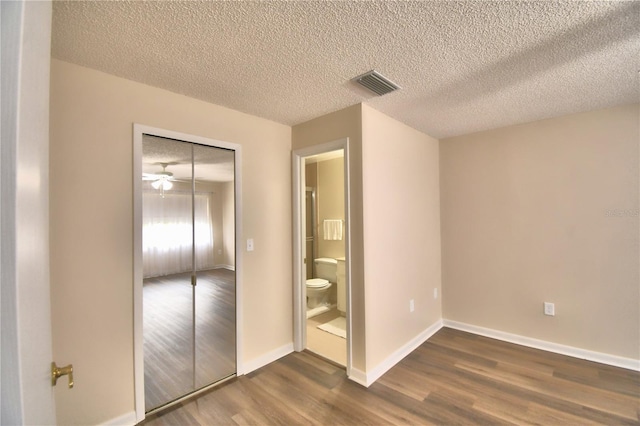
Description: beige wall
305,162,318,188
317,156,346,260
441,104,640,360
292,104,367,372
294,104,442,375
49,59,292,424
304,162,318,279
361,104,442,369
48,56,636,425
305,162,317,263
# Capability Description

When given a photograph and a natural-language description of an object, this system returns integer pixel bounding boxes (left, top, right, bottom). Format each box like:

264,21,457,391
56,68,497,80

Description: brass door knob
51,362,74,388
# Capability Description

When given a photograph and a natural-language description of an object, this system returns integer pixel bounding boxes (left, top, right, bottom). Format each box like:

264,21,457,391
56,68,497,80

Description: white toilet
306,258,337,308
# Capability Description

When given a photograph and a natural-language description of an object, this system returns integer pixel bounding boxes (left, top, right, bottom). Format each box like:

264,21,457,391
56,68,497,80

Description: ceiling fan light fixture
151,179,173,190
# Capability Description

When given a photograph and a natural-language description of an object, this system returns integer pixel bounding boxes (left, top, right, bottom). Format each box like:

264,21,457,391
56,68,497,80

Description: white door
1,1,57,424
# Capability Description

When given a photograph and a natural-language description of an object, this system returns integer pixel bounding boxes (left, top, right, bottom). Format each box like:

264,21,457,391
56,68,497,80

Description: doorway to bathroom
293,138,351,372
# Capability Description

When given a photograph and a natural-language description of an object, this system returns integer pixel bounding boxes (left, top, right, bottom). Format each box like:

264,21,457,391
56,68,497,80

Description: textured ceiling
52,1,640,139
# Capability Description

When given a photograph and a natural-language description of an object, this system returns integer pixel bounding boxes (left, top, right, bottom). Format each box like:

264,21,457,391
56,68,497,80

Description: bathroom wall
441,104,640,360
314,156,345,304
305,161,318,277
317,156,345,260
305,162,318,187
49,59,292,424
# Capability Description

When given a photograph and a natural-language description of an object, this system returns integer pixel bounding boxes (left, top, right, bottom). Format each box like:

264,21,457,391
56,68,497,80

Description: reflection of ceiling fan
142,163,175,190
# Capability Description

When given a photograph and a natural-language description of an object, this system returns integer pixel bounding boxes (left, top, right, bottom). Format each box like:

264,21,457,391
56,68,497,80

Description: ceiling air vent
354,70,401,96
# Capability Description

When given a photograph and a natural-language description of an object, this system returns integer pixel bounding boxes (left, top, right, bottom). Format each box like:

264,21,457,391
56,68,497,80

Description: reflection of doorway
293,138,351,373
133,125,242,421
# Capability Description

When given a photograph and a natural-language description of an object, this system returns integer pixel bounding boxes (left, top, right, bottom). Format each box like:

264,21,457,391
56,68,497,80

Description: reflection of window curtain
143,192,215,278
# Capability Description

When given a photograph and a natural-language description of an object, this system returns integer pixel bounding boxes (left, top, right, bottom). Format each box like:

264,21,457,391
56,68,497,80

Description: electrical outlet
434,288,438,299
544,302,555,316
246,238,254,252
409,299,415,312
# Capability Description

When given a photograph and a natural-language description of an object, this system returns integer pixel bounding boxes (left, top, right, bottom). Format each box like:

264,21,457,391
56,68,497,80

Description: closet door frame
132,124,243,422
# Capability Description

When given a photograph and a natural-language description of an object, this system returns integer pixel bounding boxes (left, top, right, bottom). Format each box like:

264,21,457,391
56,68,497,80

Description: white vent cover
354,70,401,96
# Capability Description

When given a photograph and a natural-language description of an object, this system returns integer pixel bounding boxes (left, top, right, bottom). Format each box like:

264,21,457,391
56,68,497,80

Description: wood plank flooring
141,327,639,425
144,269,236,411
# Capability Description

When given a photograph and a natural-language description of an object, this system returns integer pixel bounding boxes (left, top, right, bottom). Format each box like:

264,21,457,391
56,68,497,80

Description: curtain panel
143,191,215,278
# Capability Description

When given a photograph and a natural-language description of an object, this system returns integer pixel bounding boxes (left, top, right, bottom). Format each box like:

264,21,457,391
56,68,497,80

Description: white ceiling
52,1,639,139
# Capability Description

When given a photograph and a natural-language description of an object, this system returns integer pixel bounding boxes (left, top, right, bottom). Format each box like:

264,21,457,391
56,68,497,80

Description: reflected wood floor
144,269,236,411
142,327,640,425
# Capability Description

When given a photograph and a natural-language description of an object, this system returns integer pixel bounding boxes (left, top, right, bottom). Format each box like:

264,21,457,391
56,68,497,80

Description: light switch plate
544,302,555,316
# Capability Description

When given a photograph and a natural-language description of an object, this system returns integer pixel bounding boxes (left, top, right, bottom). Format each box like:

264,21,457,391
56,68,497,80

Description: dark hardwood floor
144,269,236,411
142,327,640,425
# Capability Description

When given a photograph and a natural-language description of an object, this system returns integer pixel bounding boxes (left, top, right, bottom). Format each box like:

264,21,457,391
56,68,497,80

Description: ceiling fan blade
172,178,214,184
143,172,169,180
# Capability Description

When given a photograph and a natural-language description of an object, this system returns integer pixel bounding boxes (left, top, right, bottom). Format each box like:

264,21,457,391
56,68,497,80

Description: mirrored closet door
141,134,236,413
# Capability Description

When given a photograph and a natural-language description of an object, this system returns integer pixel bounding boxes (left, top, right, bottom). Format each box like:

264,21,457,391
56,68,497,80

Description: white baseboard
100,411,137,426
241,342,294,375
353,319,444,387
348,367,368,387
443,319,640,372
